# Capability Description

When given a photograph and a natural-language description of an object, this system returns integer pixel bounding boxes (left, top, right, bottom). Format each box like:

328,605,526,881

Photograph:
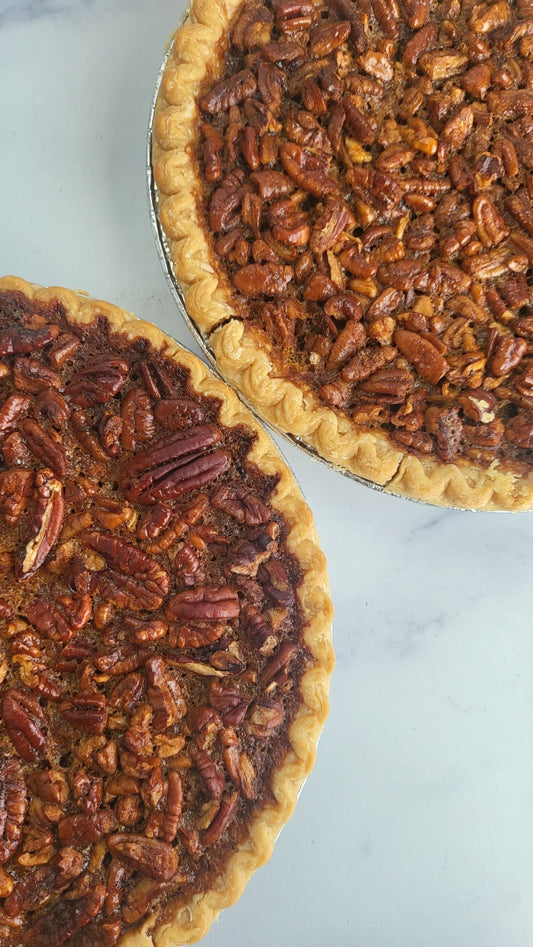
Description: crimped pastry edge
0,275,334,946
151,1,533,512
210,319,533,511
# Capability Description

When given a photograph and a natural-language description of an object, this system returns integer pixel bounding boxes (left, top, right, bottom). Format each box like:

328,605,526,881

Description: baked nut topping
0,277,333,946
153,0,533,509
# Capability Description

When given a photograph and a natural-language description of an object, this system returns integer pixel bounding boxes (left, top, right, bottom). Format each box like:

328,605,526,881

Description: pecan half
120,426,230,504
66,356,129,407
202,791,239,846
58,693,108,735
425,406,463,461
146,656,186,731
17,417,66,477
166,585,240,621
279,141,337,197
162,771,184,843
0,392,31,435
310,19,351,56
223,743,256,799
25,594,90,643
57,810,118,845
13,357,63,395
1,688,48,763
189,744,226,799
394,329,449,385
201,69,257,114
0,324,59,356
19,468,64,578
0,469,34,527
84,532,170,611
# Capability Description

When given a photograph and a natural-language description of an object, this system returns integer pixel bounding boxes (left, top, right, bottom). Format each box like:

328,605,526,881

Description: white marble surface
1,2,533,945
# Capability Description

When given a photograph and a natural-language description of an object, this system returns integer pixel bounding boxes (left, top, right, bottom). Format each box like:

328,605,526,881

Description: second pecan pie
0,276,333,946
152,0,533,510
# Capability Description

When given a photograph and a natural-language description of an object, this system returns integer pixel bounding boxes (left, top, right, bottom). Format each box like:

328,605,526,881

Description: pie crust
0,275,333,946
151,0,533,511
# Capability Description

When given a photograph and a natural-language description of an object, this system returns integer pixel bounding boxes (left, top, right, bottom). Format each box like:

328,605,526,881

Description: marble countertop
1,2,533,945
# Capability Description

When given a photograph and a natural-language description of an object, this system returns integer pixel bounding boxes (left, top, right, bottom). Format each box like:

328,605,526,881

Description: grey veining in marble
1,1,72,26
0,0,134,26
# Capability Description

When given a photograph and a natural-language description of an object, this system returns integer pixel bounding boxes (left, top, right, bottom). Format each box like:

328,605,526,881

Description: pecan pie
152,0,533,510
0,276,333,946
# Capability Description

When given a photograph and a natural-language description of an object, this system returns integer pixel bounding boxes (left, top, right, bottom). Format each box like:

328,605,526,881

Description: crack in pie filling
153,0,533,509
0,276,333,946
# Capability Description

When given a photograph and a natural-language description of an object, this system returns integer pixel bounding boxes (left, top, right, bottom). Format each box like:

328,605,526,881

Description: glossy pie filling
0,289,312,946
195,0,533,472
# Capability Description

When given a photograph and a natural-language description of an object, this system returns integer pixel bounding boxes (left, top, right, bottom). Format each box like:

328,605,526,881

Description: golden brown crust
0,275,334,946
151,2,533,512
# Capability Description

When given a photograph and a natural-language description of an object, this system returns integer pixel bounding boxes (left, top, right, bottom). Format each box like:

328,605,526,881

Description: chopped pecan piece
211,482,272,525
246,697,284,737
233,262,293,296
27,769,68,805
425,406,463,461
107,834,179,881
506,412,533,448
209,680,252,726
223,742,256,799
419,50,468,80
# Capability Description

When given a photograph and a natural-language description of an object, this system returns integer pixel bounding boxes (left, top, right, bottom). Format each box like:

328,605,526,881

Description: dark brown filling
196,0,533,470
0,290,307,947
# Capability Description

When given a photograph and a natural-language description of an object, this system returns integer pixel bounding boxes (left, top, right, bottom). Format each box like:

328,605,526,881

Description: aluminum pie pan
146,42,512,514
